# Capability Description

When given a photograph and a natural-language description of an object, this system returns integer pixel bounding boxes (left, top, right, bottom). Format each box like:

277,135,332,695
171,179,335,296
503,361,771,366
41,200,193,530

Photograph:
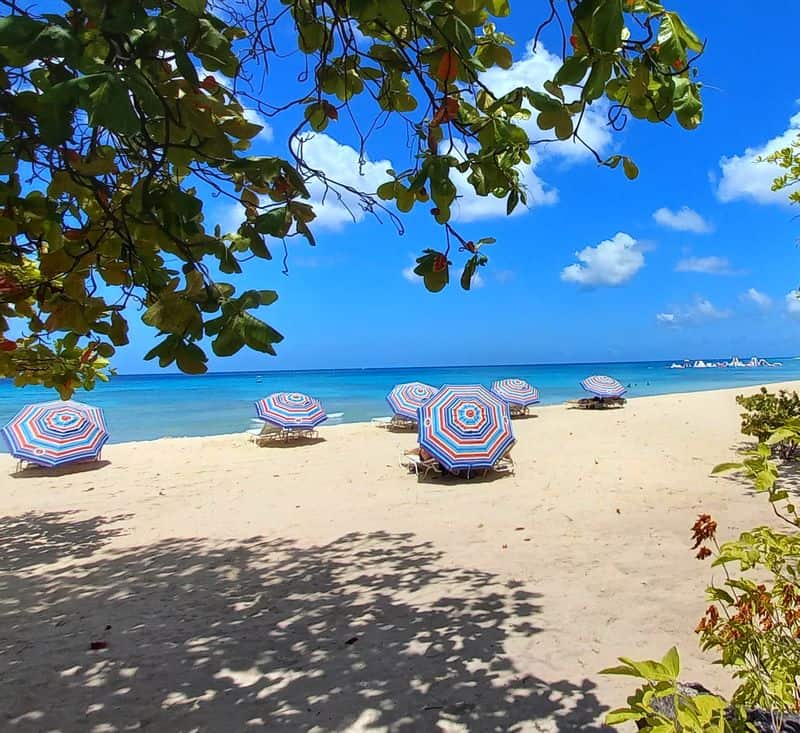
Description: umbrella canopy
255,392,327,429
418,385,515,472
1,400,109,468
386,382,437,420
581,375,627,398
491,378,540,407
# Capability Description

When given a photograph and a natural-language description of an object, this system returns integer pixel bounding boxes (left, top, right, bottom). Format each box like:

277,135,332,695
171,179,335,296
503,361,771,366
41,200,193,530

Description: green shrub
605,416,800,732
736,388,800,460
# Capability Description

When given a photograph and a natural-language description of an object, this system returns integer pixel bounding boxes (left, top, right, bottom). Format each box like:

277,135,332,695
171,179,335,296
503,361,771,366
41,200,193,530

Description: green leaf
622,156,639,180
0,15,44,48
88,78,140,136
487,0,510,17
583,59,612,102
461,257,477,291
661,647,680,678
109,312,129,346
305,102,329,132
605,709,646,725
174,0,207,14
667,11,703,53
175,341,208,374
241,312,283,354
212,319,246,356
591,0,624,52
554,55,589,86
711,462,742,475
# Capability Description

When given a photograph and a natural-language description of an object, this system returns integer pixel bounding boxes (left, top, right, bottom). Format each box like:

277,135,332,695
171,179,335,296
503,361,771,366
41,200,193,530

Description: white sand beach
0,382,792,732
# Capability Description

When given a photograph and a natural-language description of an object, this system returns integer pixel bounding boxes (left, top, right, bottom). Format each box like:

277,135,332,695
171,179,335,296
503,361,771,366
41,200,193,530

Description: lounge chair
249,423,318,445
373,415,418,431
390,415,417,431
509,404,529,418
400,448,443,480
569,396,627,410
492,453,515,475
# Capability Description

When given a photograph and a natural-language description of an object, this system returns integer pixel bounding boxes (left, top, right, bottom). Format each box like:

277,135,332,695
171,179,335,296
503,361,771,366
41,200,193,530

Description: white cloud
740,288,772,310
652,206,712,233
675,256,738,275
293,134,393,231
561,232,645,287
656,296,732,326
401,266,417,283
242,108,274,142
480,40,612,162
695,298,731,320
494,269,516,284
717,112,800,205
786,290,800,319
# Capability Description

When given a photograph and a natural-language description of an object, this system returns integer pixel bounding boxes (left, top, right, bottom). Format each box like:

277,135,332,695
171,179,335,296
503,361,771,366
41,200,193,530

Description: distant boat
668,356,781,369
256,376,262,383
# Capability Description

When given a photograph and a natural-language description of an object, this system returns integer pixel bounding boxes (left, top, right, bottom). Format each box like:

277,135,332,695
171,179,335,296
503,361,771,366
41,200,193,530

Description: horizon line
109,354,798,378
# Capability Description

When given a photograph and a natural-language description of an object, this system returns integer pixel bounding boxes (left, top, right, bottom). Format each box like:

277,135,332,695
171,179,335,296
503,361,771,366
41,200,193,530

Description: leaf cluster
0,0,706,394
736,388,800,460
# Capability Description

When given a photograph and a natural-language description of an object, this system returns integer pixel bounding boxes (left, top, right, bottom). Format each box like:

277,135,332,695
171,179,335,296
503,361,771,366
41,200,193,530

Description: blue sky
117,1,800,373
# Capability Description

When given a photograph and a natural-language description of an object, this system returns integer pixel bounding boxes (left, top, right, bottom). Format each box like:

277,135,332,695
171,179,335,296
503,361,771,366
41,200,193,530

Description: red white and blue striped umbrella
418,385,515,472
386,382,437,420
255,392,327,429
1,400,109,468
581,375,627,398
491,378,540,407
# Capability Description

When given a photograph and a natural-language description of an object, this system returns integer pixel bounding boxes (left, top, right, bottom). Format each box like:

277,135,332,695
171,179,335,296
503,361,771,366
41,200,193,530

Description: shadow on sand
9,460,112,479
1,512,609,732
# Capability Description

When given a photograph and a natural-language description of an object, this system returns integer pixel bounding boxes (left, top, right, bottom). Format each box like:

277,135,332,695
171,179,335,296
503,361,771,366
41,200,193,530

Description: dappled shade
0,514,607,731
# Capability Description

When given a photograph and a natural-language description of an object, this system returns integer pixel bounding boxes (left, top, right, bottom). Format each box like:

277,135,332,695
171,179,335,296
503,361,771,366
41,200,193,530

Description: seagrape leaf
88,77,140,136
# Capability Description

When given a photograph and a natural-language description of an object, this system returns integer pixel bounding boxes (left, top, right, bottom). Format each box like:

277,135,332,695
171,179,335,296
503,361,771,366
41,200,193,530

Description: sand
0,381,792,732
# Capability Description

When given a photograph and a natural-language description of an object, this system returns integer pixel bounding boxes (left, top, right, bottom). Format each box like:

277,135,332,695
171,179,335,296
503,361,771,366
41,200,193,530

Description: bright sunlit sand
0,382,792,732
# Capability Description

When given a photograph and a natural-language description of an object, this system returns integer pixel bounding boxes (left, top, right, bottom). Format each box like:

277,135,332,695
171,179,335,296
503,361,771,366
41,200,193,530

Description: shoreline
52,378,799,449
1,380,796,731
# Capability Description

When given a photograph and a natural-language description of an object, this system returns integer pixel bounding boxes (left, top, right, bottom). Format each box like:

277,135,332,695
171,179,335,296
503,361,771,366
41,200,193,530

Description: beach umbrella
491,378,540,407
386,382,437,420
418,384,515,472
1,400,109,468
580,375,627,398
255,392,327,429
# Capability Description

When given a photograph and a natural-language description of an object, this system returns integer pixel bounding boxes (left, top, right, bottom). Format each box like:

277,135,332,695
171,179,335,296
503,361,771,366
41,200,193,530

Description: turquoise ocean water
2,359,800,446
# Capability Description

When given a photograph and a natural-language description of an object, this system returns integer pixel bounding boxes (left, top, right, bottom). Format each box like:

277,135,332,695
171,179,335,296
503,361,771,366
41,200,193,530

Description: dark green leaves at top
590,0,624,52
554,55,590,87
174,0,208,15
88,76,140,136
487,0,511,17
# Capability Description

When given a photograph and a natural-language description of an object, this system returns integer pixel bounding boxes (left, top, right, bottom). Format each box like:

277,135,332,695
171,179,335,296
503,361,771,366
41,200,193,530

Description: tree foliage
767,135,800,207
736,388,800,460
0,0,705,395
